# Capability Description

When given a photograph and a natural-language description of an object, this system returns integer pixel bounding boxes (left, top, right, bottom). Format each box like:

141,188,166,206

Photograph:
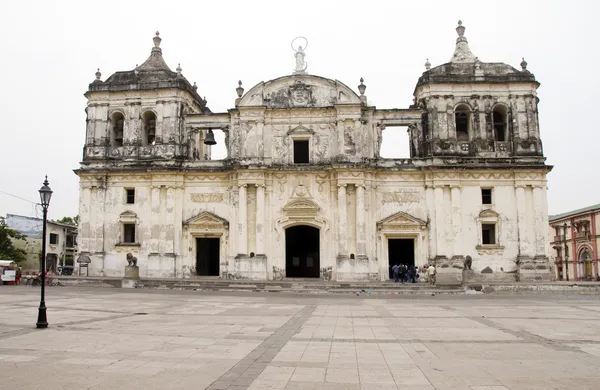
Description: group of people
391,263,436,285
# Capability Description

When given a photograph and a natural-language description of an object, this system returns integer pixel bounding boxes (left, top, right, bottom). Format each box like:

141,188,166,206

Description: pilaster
238,184,248,256
255,184,265,255
515,185,528,259
434,185,446,259
337,184,348,257
450,185,463,260
356,184,366,256
150,186,160,254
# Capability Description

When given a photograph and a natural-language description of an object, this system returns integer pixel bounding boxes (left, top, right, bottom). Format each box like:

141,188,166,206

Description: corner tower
82,32,210,165
412,21,543,160
411,21,552,282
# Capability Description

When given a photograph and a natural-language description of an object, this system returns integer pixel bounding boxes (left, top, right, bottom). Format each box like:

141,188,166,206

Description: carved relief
381,189,421,204
344,124,356,154
190,193,226,203
313,135,329,161
273,137,287,159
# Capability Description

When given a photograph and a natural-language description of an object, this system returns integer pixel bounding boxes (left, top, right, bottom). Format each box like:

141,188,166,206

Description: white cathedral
76,22,552,283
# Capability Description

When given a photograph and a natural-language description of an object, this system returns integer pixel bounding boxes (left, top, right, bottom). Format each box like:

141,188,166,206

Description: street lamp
36,176,52,329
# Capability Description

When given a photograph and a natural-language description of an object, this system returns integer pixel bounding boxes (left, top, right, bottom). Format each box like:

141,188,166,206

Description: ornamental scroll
381,189,420,204
190,193,225,203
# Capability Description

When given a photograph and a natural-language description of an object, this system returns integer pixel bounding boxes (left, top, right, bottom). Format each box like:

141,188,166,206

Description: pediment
287,125,315,135
283,199,320,215
184,211,229,228
237,75,362,108
120,210,137,220
377,211,427,228
479,209,499,219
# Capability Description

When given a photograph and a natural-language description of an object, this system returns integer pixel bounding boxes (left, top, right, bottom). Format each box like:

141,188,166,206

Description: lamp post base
36,302,48,329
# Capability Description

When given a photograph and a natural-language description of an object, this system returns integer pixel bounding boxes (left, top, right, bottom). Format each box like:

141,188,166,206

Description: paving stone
3,288,600,389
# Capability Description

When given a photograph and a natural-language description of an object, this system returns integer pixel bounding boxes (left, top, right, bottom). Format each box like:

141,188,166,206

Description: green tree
57,216,78,226
0,217,27,262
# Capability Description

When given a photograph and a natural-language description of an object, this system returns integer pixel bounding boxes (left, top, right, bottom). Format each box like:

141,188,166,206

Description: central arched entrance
285,225,320,278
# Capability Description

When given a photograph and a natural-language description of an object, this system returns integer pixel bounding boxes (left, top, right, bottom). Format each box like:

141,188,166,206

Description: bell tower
412,21,543,161
82,32,210,163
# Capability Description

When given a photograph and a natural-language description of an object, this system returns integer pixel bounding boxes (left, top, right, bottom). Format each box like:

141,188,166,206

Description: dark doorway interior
196,237,220,276
388,239,415,279
286,225,320,278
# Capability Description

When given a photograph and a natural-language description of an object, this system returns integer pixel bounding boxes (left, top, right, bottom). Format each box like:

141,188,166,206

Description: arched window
454,104,471,141
492,105,507,142
111,112,124,147
142,111,156,146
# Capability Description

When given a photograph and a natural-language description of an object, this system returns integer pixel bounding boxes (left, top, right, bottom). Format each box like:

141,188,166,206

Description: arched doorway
579,247,593,280
285,225,320,278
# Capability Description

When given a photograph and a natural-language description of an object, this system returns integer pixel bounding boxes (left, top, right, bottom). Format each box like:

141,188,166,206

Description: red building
549,204,599,281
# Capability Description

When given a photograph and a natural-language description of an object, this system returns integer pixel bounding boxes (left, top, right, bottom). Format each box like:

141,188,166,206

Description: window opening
49,233,58,245
126,189,135,204
142,111,156,145
294,140,309,164
482,224,496,245
481,189,492,205
455,111,469,140
123,224,136,244
492,110,506,142
112,113,124,147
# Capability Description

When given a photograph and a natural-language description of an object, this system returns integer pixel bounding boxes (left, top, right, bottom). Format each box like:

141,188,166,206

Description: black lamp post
36,176,52,329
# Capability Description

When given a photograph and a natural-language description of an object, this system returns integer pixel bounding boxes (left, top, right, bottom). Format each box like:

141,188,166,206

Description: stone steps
133,278,461,294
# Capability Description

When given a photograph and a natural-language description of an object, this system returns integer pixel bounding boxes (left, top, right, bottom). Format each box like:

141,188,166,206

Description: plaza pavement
1,287,600,389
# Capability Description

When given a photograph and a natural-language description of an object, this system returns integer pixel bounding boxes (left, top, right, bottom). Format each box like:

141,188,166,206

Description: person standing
427,264,437,285
392,263,400,283
399,263,406,283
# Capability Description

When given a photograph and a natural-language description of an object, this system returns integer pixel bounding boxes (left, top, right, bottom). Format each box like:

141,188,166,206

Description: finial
43,175,49,186
520,57,528,71
456,20,466,37
451,19,476,63
192,82,198,91
358,77,366,96
236,80,244,98
153,31,162,48
176,63,182,74
424,58,431,70
95,68,101,80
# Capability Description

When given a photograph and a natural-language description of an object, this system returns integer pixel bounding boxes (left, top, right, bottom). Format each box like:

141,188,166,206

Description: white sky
0,0,598,220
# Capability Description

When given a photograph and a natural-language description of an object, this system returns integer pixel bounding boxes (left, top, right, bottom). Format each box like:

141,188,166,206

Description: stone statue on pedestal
292,37,308,75
126,253,138,267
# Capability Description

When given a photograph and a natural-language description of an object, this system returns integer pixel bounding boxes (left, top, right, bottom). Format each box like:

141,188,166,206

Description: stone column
255,184,265,255
337,184,348,257
450,185,462,259
515,185,528,258
150,186,161,254
356,184,366,256
238,184,248,256
434,186,446,258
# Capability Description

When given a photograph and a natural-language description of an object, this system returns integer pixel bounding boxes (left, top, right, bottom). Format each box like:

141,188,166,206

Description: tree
57,216,78,226
0,217,27,262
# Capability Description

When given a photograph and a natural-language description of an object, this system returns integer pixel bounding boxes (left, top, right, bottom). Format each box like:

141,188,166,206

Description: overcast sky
0,0,597,220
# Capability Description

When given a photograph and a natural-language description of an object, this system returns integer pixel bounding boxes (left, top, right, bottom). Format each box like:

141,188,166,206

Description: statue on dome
292,37,308,74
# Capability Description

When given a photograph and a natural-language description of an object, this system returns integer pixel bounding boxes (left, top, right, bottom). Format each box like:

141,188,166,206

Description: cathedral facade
76,22,552,283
